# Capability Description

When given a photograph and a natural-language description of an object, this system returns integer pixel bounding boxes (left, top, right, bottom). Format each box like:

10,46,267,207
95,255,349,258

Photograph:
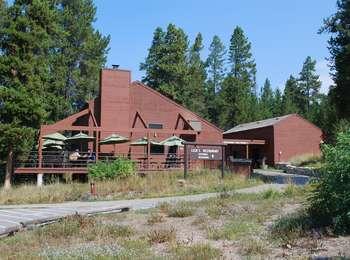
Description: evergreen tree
206,35,226,93
321,0,350,120
228,26,256,92
220,76,254,129
0,87,45,189
187,33,206,116
282,75,302,114
260,78,274,118
221,26,257,128
298,56,321,114
140,27,165,90
140,24,189,104
53,0,110,115
205,35,226,125
273,88,283,116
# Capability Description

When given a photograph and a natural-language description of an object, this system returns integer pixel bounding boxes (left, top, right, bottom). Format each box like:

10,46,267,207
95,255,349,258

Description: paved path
253,169,310,185
0,184,285,237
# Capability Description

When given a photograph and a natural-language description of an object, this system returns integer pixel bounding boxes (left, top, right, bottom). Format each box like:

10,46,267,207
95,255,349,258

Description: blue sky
93,0,336,93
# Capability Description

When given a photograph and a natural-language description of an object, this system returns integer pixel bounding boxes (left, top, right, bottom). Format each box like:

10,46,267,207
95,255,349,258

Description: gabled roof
223,114,293,134
131,81,223,133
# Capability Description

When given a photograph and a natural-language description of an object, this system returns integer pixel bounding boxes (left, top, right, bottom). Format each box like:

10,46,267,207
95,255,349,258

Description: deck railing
14,151,187,171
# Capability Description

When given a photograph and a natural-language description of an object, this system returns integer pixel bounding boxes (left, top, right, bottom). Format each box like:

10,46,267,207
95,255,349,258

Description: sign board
189,146,222,160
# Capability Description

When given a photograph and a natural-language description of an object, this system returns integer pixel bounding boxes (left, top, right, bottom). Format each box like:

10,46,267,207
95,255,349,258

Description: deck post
37,174,43,187
246,144,249,159
38,128,43,169
95,130,99,161
147,132,150,169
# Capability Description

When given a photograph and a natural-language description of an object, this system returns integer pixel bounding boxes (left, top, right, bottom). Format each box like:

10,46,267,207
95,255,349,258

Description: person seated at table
86,149,96,163
69,149,81,161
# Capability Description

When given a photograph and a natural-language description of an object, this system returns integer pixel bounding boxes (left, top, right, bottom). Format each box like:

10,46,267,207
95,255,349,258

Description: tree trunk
4,146,13,190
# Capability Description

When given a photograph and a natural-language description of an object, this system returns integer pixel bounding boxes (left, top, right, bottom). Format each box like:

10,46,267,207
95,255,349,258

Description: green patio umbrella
43,132,67,141
99,134,129,144
99,133,129,155
130,137,162,146
65,132,95,151
37,139,64,149
43,145,62,150
65,132,95,142
159,135,185,147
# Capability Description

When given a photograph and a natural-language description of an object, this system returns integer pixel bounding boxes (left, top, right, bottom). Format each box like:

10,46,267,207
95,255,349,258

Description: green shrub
270,211,313,243
88,158,135,181
308,130,350,234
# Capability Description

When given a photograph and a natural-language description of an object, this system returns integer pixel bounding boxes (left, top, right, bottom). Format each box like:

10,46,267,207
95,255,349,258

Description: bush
88,158,135,181
308,130,350,233
167,202,195,218
147,227,176,244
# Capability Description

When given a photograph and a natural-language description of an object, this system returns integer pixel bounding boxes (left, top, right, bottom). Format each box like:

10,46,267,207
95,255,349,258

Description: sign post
183,142,226,179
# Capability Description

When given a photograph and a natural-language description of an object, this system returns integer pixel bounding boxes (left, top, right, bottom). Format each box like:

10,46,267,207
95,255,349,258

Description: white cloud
316,59,334,94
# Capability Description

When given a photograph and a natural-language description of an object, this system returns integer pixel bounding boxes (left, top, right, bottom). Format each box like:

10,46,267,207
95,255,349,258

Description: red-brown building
223,114,323,166
15,68,223,176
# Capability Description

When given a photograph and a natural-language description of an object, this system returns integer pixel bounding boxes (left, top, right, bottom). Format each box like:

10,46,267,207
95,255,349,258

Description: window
189,120,202,131
149,123,163,129
150,144,164,155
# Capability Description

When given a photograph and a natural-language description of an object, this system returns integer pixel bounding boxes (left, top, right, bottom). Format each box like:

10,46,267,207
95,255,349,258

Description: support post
38,129,43,169
37,174,43,187
147,132,150,169
184,143,188,179
221,145,225,179
95,130,99,161
246,144,249,159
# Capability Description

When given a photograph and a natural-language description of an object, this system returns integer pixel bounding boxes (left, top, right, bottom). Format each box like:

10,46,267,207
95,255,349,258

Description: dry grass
1,185,342,259
0,170,262,205
289,154,323,168
147,226,176,244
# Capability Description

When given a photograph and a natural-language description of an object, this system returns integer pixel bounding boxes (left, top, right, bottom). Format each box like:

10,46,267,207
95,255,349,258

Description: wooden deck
14,167,88,175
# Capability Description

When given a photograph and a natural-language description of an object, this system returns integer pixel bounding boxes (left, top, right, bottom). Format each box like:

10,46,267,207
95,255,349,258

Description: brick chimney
99,68,131,129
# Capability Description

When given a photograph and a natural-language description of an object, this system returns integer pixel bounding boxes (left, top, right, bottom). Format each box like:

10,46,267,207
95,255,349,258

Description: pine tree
187,33,206,116
273,88,283,116
260,78,274,118
298,56,321,115
0,87,45,189
282,75,302,114
221,26,257,128
321,0,350,120
220,76,254,129
228,26,256,92
53,0,110,115
140,24,189,104
204,35,226,125
140,27,165,90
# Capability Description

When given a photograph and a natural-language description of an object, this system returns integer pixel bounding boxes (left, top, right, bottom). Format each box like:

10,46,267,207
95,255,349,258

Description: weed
171,243,221,259
239,237,269,256
147,212,165,225
261,189,281,199
168,202,195,218
270,210,313,244
147,227,176,244
207,218,261,240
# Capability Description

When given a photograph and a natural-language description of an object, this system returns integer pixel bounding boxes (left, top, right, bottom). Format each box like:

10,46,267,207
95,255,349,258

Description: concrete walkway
0,184,285,237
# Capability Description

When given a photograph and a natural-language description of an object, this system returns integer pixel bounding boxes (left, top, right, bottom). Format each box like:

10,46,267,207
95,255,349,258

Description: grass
171,243,221,259
147,226,176,244
167,202,195,218
0,184,319,259
0,170,262,205
289,154,323,168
